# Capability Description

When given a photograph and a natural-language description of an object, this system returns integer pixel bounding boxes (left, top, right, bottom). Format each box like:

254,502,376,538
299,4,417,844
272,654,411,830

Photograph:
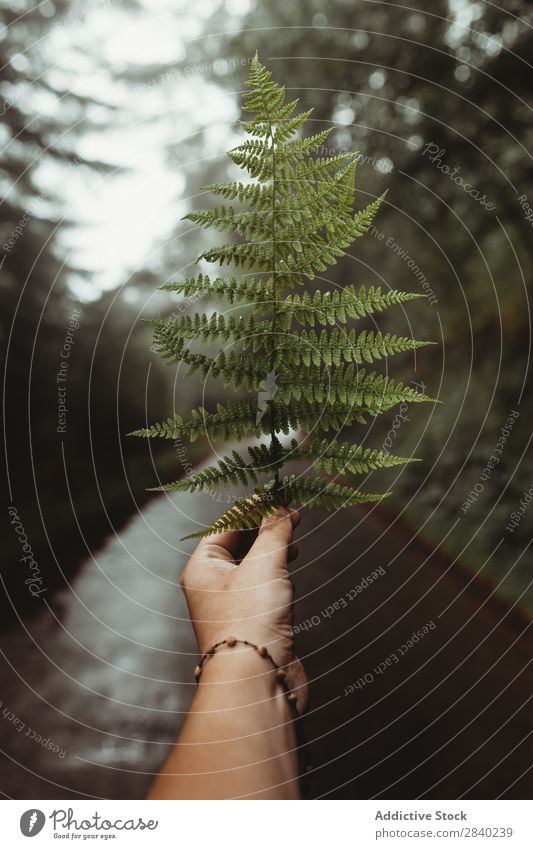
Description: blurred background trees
2,0,532,619
0,0,177,615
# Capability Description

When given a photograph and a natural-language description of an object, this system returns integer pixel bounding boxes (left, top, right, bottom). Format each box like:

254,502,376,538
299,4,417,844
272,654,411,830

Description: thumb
245,506,297,565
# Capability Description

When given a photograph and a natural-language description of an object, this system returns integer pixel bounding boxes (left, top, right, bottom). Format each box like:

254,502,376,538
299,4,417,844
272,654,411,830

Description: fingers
259,506,295,546
245,506,300,565
184,507,301,586
288,507,301,529
192,528,242,564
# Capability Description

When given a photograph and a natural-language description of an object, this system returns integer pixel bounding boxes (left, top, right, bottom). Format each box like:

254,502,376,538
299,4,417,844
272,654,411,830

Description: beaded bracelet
194,636,299,712
193,636,311,788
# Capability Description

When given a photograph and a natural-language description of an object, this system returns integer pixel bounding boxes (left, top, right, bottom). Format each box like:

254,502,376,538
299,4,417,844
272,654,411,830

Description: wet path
0,488,201,799
294,507,532,799
0,469,531,798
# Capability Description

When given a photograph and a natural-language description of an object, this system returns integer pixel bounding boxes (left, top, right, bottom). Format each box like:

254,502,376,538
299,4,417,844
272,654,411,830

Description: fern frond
135,55,437,532
240,100,305,138
274,366,436,408
283,128,334,158
181,492,278,539
278,474,390,510
153,319,434,407
160,274,274,305
352,193,387,236
129,397,371,444
278,285,426,327
152,449,259,492
287,438,418,475
270,108,313,141
129,401,262,442
187,201,362,254
285,152,357,186
151,331,268,390
276,328,434,367
154,441,287,493
185,206,272,242
151,312,274,348
227,145,274,181
184,206,240,233
242,57,287,120
199,241,273,269
205,181,274,209
181,472,388,539
281,234,347,280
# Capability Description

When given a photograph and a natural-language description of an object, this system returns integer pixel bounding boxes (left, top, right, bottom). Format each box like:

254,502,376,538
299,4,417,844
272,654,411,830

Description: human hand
180,506,308,713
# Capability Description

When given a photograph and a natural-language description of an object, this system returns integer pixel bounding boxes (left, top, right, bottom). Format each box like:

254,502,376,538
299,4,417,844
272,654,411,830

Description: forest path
0,461,531,799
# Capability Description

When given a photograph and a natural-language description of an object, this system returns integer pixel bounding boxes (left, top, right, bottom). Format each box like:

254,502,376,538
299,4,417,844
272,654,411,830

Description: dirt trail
0,482,531,799
294,505,532,798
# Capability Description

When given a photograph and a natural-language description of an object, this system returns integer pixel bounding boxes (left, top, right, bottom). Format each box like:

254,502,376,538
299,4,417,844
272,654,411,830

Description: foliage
0,0,174,617
131,55,435,538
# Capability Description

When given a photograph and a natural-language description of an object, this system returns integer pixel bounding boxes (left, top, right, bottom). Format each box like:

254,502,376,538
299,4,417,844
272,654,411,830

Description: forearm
148,645,300,799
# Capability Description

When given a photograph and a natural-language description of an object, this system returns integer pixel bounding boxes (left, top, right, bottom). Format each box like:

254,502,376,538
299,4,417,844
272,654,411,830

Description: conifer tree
131,55,435,538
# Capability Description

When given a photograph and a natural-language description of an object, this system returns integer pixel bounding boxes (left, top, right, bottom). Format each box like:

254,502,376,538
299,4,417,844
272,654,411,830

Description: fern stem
268,114,282,498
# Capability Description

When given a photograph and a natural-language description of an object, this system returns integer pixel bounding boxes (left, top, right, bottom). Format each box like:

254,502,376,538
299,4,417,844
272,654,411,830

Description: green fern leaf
274,365,436,408
160,274,275,305
132,54,437,530
278,285,426,327
181,493,278,539
279,474,390,510
276,328,434,367
288,438,418,475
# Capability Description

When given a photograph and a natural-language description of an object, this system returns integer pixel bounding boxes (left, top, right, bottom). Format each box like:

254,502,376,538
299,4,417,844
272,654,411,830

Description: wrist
196,643,291,718
201,643,279,689
167,642,301,800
